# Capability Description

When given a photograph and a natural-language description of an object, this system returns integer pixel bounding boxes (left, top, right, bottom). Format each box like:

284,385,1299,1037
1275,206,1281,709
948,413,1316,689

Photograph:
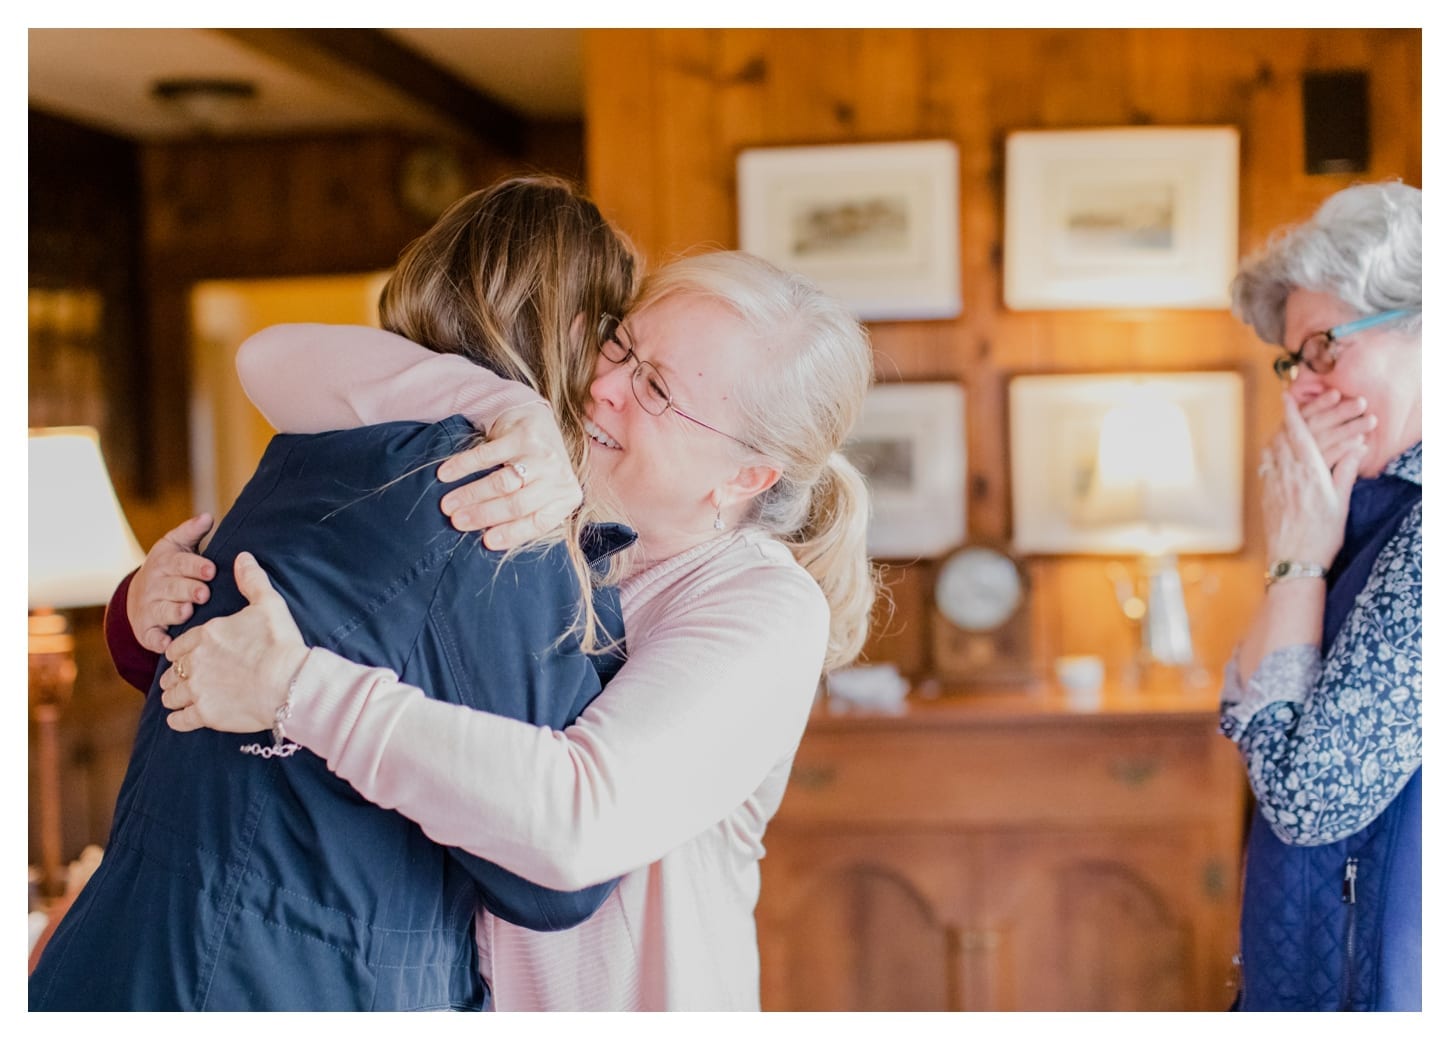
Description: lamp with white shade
28,427,145,900
1008,371,1245,691
1083,393,1204,674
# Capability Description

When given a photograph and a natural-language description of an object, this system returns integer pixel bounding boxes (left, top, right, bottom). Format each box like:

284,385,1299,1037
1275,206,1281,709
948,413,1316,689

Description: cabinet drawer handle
1203,859,1228,899
1109,758,1160,787
791,763,837,789
957,928,1000,952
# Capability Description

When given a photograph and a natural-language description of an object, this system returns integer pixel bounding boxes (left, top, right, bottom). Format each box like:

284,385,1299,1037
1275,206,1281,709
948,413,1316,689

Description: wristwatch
1265,560,1328,587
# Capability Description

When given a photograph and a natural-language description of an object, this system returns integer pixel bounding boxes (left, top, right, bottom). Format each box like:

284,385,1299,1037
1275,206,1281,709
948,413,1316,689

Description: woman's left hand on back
438,401,584,549
128,513,217,653
159,552,309,735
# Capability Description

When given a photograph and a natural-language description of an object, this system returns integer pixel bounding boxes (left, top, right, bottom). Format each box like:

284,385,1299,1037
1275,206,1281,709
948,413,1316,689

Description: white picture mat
1004,127,1240,310
1008,371,1244,555
738,140,962,321
843,381,967,560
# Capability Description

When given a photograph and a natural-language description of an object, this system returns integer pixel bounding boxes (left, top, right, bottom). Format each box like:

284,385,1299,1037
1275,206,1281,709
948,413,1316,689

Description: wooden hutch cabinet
756,685,1248,1011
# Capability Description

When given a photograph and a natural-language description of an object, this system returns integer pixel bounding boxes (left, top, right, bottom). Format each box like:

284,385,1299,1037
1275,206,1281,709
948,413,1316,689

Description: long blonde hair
630,251,878,671
378,175,640,651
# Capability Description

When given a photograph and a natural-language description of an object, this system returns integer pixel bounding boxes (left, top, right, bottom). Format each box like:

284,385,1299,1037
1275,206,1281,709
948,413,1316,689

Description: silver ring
508,461,529,483
176,659,189,681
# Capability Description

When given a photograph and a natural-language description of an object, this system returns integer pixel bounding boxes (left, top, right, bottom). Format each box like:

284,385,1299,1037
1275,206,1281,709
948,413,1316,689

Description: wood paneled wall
136,130,570,514
581,28,1421,683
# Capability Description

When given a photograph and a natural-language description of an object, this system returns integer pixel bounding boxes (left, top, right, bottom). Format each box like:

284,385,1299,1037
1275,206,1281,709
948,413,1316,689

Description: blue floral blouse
1219,442,1422,847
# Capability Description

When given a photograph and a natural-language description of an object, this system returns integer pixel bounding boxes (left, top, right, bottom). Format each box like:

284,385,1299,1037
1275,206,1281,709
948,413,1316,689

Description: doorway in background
189,272,390,519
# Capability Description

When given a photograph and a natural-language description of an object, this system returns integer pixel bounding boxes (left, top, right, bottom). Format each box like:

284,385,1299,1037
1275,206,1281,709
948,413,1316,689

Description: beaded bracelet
239,654,306,759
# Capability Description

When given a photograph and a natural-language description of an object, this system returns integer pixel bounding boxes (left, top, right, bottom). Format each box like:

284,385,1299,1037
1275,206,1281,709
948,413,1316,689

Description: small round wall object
399,143,467,223
935,545,1024,632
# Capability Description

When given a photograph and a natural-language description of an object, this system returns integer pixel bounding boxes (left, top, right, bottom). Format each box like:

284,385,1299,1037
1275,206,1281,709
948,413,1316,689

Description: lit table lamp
1081,391,1207,679
28,427,145,900
1009,372,1243,691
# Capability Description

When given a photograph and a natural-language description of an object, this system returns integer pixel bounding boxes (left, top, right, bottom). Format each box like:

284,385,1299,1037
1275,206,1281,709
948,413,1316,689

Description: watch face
936,547,1024,632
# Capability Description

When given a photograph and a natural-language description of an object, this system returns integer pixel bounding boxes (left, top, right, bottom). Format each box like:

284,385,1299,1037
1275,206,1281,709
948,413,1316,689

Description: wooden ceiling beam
218,28,528,155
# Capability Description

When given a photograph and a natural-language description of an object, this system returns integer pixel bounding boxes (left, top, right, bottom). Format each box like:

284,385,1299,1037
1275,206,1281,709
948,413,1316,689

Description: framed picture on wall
841,381,967,560
737,140,962,321
1003,127,1240,310
1007,371,1244,555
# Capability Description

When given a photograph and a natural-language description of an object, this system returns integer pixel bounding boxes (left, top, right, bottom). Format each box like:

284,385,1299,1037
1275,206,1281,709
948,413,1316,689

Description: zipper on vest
1339,856,1359,1010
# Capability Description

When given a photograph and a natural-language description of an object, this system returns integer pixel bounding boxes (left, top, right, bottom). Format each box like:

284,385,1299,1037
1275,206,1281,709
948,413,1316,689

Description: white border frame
738,140,962,321
1008,371,1244,556
1004,127,1240,310
842,381,967,560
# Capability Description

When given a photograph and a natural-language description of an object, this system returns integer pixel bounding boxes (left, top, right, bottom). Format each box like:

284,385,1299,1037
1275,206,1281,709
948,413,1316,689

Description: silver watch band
1265,559,1328,587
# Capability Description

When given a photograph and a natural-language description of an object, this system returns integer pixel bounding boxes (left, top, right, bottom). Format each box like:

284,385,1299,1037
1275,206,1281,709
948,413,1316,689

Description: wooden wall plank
849,30,924,140
583,30,663,263
654,28,733,256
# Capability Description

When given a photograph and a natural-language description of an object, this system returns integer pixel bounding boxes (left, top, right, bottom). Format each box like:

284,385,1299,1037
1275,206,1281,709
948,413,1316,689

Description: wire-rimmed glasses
595,314,758,452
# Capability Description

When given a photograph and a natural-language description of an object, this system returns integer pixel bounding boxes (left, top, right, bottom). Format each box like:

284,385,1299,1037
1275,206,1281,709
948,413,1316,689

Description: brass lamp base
29,609,76,902
1108,555,1210,691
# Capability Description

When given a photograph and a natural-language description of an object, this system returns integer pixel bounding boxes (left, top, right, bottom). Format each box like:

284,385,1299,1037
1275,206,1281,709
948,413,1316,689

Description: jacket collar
581,522,638,571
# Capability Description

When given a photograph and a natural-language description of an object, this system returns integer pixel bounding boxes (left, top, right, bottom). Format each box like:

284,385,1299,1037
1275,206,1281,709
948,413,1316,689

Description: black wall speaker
1302,71,1370,175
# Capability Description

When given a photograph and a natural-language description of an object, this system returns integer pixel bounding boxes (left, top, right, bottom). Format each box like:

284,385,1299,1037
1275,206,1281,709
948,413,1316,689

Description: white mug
1055,654,1105,707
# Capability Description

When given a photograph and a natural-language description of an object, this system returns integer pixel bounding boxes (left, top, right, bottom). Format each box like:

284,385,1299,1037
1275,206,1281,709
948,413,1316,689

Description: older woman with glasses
1221,181,1421,1011
113,249,877,1010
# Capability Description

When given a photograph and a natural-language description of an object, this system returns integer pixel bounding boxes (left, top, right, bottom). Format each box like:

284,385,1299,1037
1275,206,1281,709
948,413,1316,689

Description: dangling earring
713,505,725,531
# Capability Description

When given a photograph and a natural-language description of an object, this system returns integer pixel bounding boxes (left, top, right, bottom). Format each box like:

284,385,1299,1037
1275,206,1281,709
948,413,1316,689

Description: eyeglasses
1272,307,1419,383
595,314,759,452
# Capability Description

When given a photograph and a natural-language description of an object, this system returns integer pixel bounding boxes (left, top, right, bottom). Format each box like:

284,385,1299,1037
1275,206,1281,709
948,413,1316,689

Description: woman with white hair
123,250,878,1010
1221,181,1421,1011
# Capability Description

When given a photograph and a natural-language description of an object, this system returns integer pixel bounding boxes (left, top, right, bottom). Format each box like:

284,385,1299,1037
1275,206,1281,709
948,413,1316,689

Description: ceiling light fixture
151,77,258,133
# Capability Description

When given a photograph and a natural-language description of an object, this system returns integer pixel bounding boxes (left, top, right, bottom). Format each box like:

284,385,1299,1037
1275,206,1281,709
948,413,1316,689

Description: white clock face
935,547,1024,632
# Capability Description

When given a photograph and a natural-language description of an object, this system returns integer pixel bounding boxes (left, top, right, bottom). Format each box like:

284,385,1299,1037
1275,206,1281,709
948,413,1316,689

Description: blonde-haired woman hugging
128,250,878,1010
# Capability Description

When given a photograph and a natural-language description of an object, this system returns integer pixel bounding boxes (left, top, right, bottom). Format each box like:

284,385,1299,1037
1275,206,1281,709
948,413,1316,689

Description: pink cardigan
236,325,830,1009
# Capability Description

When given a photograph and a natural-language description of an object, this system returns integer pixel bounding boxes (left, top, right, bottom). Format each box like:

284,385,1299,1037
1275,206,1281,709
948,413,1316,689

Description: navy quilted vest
31,417,631,1010
1236,468,1421,1011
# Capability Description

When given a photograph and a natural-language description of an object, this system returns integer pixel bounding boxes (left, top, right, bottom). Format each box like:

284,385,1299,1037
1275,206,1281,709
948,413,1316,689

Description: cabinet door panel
977,829,1217,1010
759,832,970,1011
